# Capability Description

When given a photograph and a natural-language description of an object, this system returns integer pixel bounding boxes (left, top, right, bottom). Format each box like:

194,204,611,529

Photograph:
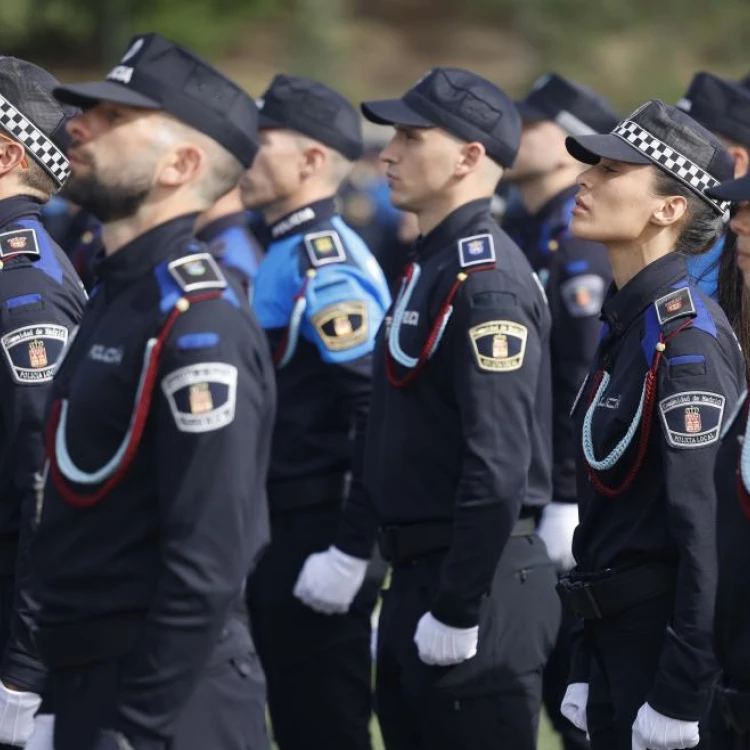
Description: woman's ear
651,194,689,228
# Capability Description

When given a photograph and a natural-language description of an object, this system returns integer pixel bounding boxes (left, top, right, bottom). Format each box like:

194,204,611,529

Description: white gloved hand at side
561,682,589,733
631,703,700,750
24,714,55,750
413,612,479,666
293,546,368,614
0,681,42,746
537,502,579,571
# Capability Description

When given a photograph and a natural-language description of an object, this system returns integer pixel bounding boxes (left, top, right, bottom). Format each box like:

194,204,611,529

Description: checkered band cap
613,118,729,215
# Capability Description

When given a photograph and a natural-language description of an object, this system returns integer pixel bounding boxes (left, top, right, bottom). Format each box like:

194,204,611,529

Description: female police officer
556,100,745,750
700,172,750,749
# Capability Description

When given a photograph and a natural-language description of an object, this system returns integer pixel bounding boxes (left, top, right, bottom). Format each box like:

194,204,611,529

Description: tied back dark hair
653,168,750,369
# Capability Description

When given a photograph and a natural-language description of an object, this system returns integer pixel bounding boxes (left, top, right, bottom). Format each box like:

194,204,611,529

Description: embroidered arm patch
161,362,237,433
311,301,369,351
304,231,346,267
655,287,696,325
468,320,527,372
560,274,605,317
658,390,725,449
168,253,226,293
1,324,68,384
458,234,495,268
0,229,40,260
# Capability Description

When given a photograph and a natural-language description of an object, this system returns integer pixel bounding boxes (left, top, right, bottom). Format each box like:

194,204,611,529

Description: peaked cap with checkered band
566,99,734,216
0,57,78,189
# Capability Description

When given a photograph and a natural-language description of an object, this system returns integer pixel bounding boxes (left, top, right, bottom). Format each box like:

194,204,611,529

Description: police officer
703,171,750,749
240,75,391,750
0,57,86,749
31,33,274,750
196,185,263,293
300,67,560,750
504,72,617,750
676,72,750,304
558,101,744,750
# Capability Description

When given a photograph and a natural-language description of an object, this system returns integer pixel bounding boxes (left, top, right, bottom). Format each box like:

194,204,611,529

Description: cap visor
706,174,750,202
54,81,161,110
566,133,651,165
515,100,548,123
360,99,434,128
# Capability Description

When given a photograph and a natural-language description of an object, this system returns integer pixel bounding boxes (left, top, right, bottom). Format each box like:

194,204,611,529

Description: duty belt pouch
716,685,750,733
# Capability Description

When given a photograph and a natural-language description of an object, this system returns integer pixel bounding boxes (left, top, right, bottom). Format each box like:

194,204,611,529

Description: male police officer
0,58,86,748
241,75,390,750
303,67,560,749
30,33,274,750
504,73,617,750
676,72,750,302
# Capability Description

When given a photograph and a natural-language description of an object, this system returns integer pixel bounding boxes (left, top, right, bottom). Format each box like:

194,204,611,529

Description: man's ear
158,144,203,188
299,144,326,180
455,142,486,177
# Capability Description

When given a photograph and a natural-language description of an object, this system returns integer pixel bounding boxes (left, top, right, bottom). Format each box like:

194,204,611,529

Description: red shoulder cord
45,291,224,508
735,395,750,521
385,263,493,388
585,319,693,498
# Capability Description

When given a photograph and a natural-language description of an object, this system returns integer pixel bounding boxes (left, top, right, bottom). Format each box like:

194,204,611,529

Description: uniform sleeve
648,325,742,720
301,265,389,559
549,238,611,503
431,270,550,628
112,300,274,742
0,281,83,692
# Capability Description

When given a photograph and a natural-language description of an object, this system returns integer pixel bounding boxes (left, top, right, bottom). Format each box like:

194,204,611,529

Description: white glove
293,546,369,614
538,502,579,571
561,682,589,733
632,703,700,750
24,714,55,750
413,612,479,666
0,681,42,746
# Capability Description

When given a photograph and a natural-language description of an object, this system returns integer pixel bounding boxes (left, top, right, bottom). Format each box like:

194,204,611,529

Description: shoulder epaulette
458,233,495,269
168,252,226,293
654,286,696,326
0,228,41,262
304,230,347,268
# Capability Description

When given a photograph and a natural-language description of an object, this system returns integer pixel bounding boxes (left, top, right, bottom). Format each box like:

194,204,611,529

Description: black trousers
376,534,560,750
246,504,379,750
707,685,750,750
0,576,15,750
49,618,268,750
585,593,708,750
543,597,590,750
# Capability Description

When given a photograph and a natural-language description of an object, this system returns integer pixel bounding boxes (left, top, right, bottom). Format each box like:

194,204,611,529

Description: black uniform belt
378,513,536,565
556,561,677,620
267,472,348,515
716,684,750,733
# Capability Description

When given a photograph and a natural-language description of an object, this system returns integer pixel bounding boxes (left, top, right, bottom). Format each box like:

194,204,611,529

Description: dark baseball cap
258,75,363,161
566,99,734,215
54,33,259,168
361,68,521,168
0,57,79,188
706,173,750,202
516,73,618,135
675,72,750,150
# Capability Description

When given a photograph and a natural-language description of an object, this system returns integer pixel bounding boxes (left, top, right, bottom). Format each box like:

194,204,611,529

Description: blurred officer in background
0,57,86,749
32,33,274,750
242,74,390,750
503,72,617,750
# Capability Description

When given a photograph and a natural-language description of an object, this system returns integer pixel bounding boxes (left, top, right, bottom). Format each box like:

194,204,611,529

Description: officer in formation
29,33,274,750
558,101,744,750
504,72,618,750
240,75,390,750
0,57,86,749
704,171,750,750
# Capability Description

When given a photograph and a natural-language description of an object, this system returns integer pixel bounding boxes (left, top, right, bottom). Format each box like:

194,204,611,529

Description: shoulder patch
161,362,237,433
458,234,495,269
168,253,226,293
561,274,606,317
468,320,527,372
1,324,68,384
658,390,725,449
304,230,347,267
311,301,369,351
0,229,40,260
655,286,696,326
